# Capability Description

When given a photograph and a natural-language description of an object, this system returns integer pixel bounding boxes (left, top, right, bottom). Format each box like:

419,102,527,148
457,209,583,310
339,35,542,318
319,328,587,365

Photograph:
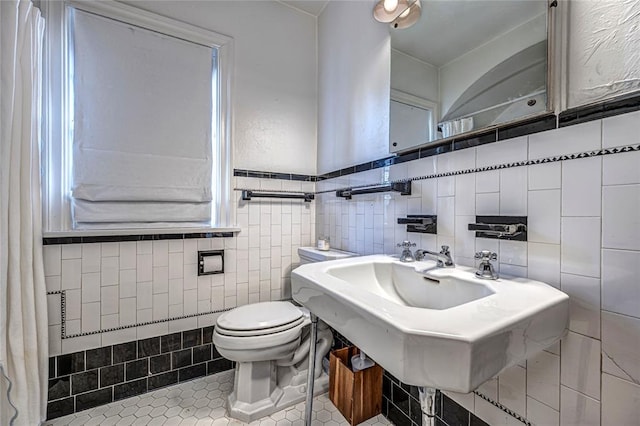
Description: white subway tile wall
560,332,601,400
497,365,527,417
41,110,640,425
526,396,559,426
316,110,640,426
601,311,640,384
560,385,600,426
601,373,640,425
44,177,315,357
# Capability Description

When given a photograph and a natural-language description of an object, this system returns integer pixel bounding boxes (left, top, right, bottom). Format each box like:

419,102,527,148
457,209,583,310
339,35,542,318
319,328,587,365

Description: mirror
389,0,549,152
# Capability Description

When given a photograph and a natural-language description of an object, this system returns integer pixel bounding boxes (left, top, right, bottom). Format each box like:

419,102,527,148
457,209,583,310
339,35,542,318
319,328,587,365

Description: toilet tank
298,247,358,264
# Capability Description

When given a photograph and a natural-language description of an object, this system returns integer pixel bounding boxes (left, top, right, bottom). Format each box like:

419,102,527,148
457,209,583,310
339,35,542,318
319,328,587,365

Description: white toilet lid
215,316,305,338
216,301,303,331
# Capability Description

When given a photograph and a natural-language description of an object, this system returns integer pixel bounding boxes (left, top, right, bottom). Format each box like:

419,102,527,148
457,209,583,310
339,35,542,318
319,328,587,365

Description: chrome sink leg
304,313,319,426
418,387,437,426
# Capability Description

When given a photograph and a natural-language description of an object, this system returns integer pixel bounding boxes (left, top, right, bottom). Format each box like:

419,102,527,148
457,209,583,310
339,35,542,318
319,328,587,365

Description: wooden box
329,346,383,425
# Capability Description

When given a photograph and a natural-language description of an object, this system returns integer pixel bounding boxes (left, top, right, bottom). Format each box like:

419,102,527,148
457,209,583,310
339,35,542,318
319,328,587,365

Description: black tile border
316,143,640,195
46,326,235,420
234,169,317,182
497,113,557,140
43,231,234,246
559,91,640,127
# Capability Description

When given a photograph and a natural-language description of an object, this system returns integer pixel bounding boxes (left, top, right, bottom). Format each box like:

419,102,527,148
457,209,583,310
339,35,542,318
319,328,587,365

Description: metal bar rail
240,190,314,202
335,181,411,199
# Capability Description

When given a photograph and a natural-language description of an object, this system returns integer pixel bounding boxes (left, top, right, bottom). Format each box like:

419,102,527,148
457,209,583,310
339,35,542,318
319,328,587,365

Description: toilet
212,247,357,422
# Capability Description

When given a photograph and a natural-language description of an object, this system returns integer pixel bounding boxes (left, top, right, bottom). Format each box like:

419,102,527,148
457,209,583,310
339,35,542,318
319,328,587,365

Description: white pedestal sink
291,255,569,393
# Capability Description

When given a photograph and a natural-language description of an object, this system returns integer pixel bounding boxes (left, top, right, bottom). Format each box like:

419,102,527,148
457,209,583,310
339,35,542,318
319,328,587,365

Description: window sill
42,227,241,245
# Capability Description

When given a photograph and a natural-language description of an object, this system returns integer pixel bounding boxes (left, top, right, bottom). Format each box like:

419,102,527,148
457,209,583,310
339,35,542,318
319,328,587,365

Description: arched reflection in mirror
389,0,549,152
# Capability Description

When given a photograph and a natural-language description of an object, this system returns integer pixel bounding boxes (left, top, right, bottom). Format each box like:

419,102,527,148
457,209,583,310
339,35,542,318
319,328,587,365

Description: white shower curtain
0,1,48,425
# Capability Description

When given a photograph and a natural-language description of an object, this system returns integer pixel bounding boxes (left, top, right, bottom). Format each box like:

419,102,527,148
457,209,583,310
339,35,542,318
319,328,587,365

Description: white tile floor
45,370,392,426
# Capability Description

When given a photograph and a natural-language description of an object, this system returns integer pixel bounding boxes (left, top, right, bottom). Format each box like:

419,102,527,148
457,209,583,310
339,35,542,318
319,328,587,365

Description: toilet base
227,370,330,423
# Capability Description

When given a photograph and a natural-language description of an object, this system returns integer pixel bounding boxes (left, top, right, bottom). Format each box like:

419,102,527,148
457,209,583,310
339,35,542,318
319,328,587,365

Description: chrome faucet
474,250,499,280
415,245,454,267
397,241,416,262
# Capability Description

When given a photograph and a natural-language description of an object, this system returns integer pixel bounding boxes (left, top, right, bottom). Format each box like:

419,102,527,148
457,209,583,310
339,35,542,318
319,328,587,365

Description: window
42,1,233,232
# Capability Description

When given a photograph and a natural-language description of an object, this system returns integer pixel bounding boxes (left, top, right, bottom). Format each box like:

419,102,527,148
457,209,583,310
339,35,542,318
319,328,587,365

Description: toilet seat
213,301,309,351
215,316,305,337
213,325,303,351
216,301,303,331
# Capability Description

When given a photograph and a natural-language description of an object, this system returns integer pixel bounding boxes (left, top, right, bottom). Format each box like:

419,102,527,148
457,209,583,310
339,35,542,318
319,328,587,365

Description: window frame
42,0,234,233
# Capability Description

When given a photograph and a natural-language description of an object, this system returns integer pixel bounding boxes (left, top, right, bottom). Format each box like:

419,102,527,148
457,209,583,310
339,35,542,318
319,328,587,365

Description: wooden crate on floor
329,346,383,426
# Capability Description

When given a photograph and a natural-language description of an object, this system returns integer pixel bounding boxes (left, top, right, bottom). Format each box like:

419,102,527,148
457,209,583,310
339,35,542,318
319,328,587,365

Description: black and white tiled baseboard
49,324,533,424
46,326,234,420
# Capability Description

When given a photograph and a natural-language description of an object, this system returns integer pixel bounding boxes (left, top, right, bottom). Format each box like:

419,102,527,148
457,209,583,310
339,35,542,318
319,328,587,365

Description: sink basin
291,255,569,393
327,260,495,310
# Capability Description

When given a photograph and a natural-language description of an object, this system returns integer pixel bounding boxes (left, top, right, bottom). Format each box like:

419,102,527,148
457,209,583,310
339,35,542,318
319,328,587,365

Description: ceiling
391,0,547,67
277,0,546,68
279,0,330,16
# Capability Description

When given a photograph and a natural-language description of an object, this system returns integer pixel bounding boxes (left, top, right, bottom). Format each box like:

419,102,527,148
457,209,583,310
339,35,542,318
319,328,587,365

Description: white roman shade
70,9,215,225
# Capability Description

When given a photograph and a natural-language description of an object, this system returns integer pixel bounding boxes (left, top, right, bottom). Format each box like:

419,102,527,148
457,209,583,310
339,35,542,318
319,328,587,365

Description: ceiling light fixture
383,0,399,12
373,0,422,29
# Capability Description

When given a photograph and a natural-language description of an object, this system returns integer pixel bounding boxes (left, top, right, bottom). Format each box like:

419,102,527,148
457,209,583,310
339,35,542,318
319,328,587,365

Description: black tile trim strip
474,391,531,426
316,144,640,195
558,91,640,127
234,169,317,182
319,94,636,179
324,114,555,181
47,291,66,338
498,113,557,140
47,290,232,340
233,115,556,185
234,187,313,194
43,232,235,246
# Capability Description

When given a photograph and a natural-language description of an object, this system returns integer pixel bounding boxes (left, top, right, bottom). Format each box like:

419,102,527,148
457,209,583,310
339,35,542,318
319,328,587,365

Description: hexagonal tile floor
44,370,392,426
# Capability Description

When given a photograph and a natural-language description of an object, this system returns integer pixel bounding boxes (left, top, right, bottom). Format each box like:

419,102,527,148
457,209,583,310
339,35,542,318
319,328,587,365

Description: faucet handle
397,241,416,248
475,250,497,261
440,245,450,254
475,251,499,280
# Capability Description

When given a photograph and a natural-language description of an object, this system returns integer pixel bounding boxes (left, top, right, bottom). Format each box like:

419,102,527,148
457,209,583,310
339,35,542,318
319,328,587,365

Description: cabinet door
390,99,434,153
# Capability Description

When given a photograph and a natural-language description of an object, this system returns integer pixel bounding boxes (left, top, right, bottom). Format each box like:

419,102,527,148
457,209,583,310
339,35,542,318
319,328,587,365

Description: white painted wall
316,0,390,175
567,0,640,107
124,0,318,175
439,13,547,118
390,49,439,103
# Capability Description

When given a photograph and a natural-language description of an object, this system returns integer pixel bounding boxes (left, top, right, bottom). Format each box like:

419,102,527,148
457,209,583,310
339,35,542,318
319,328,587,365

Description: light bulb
383,0,398,13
